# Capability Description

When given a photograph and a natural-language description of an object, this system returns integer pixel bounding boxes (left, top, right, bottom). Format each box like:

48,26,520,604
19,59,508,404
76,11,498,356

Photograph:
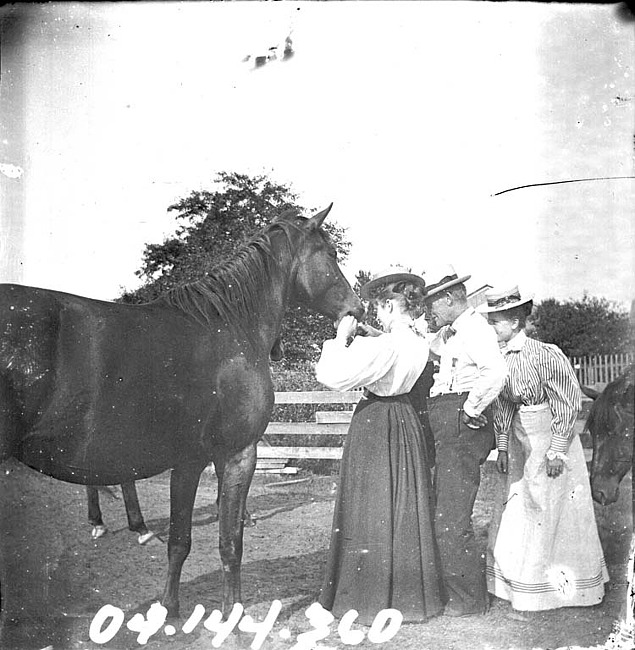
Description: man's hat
478,285,534,313
360,265,426,300
423,264,471,300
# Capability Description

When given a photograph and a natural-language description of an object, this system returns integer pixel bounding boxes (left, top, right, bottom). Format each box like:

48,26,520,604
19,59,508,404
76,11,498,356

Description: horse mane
162,216,306,329
585,363,635,436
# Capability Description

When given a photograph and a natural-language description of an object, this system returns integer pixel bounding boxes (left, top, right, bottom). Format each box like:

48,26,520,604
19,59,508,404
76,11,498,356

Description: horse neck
244,228,297,353
162,224,301,355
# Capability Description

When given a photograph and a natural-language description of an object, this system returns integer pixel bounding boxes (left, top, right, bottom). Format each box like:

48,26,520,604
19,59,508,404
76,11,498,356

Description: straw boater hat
479,285,534,313
360,265,426,300
422,264,471,300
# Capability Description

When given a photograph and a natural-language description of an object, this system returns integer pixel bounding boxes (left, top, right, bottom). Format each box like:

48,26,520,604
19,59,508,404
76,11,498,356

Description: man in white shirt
423,265,507,617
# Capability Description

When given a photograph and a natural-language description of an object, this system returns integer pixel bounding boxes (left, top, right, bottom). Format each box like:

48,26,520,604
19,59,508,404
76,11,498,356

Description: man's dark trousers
428,392,495,616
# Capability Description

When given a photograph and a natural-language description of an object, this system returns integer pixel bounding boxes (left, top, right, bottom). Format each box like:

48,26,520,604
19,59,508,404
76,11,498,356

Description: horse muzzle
334,306,365,328
591,481,620,506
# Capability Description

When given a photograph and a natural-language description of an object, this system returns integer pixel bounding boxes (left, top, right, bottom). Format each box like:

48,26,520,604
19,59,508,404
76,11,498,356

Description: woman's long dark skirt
318,394,445,625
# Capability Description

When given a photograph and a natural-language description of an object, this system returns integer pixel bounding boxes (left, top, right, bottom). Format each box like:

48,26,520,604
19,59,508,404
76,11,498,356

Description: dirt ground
0,457,632,650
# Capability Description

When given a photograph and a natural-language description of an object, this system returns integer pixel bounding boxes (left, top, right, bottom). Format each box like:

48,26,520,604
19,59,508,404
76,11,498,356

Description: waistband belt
363,389,410,403
428,392,469,401
518,402,549,413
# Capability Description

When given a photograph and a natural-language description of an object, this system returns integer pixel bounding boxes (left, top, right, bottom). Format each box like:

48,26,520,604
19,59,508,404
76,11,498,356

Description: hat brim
360,272,426,300
478,294,534,314
423,275,471,300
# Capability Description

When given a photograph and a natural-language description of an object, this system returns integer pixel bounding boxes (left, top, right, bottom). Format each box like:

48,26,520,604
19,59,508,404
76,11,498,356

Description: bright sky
1,2,633,307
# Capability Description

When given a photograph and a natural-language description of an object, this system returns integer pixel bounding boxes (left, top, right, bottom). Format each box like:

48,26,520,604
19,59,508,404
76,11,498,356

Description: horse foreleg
121,481,154,545
217,443,257,618
161,462,206,619
215,459,256,527
87,486,108,539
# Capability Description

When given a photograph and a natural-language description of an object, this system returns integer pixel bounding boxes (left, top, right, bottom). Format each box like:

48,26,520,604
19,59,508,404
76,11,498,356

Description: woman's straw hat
360,265,426,300
478,285,534,313
422,264,471,300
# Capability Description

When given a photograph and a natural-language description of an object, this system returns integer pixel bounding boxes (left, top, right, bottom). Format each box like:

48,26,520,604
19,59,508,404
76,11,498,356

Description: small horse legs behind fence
86,475,254,545
87,482,156,544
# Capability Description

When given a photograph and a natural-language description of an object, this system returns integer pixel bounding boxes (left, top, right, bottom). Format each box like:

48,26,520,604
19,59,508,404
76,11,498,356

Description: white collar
451,306,475,331
388,318,415,333
504,330,527,353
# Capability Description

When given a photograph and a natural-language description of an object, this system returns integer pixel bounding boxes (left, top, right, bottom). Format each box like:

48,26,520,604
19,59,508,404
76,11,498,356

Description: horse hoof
91,525,108,540
137,531,156,545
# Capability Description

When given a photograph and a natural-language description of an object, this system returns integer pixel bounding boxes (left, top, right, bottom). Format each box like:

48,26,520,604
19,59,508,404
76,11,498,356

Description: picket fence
570,353,634,388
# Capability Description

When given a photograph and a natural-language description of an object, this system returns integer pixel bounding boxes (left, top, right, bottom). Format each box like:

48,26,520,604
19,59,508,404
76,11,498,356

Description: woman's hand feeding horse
0,205,363,623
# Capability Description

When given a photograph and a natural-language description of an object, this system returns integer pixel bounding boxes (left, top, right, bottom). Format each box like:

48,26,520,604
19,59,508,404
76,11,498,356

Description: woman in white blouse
316,266,444,625
481,285,608,619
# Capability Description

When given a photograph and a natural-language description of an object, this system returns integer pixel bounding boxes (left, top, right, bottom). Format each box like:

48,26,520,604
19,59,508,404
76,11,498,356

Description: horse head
279,204,364,323
586,366,635,505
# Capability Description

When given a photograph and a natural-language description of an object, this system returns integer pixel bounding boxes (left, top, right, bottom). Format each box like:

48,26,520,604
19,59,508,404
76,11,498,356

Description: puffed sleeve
539,344,582,454
462,322,508,418
315,334,397,391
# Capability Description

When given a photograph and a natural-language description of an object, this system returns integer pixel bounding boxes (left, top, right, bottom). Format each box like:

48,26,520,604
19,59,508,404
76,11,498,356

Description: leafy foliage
530,295,633,357
354,269,380,328
119,171,351,363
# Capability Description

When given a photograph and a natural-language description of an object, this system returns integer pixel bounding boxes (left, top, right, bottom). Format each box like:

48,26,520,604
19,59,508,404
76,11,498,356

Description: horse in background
584,363,635,514
86,482,154,543
0,206,363,620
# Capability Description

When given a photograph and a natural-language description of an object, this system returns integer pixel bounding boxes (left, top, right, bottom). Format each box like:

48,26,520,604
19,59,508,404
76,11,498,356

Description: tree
530,295,633,357
120,171,351,366
354,270,371,295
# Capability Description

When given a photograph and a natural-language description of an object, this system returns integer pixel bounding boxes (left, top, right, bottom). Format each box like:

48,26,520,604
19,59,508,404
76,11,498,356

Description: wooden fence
256,388,596,474
570,353,634,389
256,348,635,472
256,390,361,473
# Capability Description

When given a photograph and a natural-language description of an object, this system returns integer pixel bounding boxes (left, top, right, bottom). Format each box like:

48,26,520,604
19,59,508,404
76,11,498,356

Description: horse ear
581,385,600,400
270,337,285,362
307,203,333,230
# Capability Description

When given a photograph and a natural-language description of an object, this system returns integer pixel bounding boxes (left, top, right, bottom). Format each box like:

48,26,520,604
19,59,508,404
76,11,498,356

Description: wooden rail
256,390,595,473
255,391,360,473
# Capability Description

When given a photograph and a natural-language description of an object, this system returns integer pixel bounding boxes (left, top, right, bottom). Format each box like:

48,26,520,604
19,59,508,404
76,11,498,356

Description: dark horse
583,363,635,516
0,206,363,618
84,340,283,542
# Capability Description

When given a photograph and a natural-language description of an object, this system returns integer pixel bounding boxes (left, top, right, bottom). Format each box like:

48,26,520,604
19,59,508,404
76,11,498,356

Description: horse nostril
593,487,618,506
592,488,605,505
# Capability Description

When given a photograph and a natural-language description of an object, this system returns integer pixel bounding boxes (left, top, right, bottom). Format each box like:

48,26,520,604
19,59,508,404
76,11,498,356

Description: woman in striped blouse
481,286,608,619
